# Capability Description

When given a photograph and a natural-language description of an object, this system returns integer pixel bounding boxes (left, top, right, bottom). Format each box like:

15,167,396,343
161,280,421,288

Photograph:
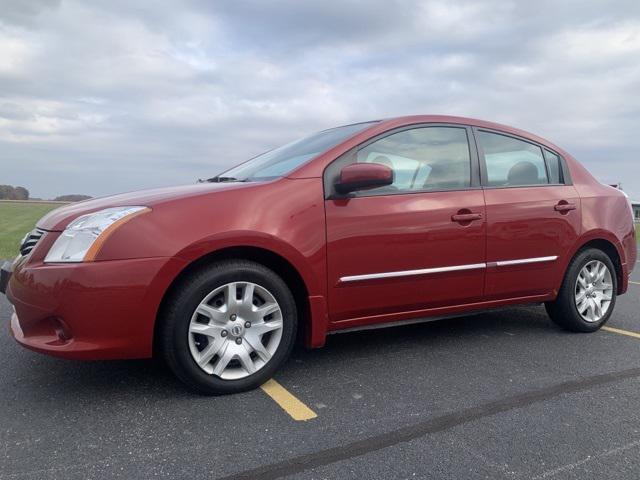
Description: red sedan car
1,115,636,394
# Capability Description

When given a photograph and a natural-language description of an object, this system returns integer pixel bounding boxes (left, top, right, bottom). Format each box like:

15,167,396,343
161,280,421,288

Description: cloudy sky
1,0,639,200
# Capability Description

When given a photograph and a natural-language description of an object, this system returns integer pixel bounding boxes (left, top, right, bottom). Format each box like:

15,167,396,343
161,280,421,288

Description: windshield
215,122,378,182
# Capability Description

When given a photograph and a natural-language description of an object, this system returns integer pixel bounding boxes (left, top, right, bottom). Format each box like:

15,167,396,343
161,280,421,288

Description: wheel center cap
230,324,244,337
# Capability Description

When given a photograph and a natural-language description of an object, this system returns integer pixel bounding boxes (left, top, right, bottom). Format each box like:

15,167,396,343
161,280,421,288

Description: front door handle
451,212,483,223
554,202,576,213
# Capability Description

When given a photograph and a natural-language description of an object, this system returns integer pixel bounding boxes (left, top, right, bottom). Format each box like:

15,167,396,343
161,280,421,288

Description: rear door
324,125,487,326
475,128,581,299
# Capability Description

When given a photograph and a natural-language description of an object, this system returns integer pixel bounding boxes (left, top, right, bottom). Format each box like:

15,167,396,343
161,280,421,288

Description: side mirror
335,163,394,194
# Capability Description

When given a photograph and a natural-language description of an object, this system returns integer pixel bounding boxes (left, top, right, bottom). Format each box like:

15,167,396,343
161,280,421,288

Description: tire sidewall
166,261,297,394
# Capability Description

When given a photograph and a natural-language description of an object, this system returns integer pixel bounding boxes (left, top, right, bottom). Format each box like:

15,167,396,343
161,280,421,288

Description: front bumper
5,255,183,360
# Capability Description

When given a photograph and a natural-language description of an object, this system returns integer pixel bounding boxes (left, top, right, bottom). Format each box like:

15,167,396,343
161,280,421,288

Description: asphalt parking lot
0,260,639,480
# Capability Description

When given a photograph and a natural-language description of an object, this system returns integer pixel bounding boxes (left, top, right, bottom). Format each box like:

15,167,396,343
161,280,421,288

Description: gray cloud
1,0,639,200
0,0,60,26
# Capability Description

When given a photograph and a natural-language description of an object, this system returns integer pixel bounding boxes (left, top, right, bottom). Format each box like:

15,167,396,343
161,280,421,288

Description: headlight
44,206,150,263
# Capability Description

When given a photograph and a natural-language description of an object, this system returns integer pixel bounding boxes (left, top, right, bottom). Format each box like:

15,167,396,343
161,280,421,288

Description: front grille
19,228,46,256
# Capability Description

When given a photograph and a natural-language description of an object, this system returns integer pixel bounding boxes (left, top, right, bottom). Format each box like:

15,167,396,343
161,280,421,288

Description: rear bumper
619,228,637,295
5,256,182,360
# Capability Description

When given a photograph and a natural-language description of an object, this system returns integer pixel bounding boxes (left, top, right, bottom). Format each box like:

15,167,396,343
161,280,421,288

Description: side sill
328,293,554,333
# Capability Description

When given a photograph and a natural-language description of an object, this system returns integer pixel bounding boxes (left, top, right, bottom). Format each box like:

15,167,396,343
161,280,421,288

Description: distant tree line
53,194,92,202
0,184,92,202
0,185,29,200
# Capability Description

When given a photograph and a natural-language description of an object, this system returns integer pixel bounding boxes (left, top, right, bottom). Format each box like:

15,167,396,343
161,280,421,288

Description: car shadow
292,304,560,359
5,305,561,400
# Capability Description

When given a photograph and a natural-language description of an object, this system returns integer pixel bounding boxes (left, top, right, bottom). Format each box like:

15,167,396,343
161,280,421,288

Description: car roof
379,115,553,142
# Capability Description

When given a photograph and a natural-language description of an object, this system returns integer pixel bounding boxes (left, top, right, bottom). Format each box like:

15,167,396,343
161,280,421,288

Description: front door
324,125,487,327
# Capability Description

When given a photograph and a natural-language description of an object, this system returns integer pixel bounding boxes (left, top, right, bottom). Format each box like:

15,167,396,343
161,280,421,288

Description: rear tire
545,248,617,332
158,260,297,395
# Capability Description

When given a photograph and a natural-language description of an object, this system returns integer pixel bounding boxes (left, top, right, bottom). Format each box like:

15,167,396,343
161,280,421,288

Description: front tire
545,248,617,332
158,260,297,395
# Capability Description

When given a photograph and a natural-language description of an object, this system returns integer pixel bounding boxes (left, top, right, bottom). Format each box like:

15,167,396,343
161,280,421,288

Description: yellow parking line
602,326,640,340
260,379,317,421
630,281,640,285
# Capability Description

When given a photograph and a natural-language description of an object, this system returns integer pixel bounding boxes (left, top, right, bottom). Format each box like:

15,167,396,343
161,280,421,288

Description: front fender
174,230,324,296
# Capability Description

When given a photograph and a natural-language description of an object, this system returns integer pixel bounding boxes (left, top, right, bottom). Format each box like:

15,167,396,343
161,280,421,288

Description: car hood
37,182,254,231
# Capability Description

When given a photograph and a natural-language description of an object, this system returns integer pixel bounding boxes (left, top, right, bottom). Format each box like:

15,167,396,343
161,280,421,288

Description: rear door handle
554,202,576,213
451,213,483,222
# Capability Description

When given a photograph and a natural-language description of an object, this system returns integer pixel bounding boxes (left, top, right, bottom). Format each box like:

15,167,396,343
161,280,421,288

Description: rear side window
478,131,548,187
356,126,472,194
544,149,563,184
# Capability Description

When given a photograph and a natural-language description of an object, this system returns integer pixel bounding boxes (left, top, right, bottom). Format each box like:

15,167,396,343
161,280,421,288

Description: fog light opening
52,318,72,342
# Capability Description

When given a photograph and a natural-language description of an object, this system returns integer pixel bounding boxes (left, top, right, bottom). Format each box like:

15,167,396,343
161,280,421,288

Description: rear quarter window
544,150,563,184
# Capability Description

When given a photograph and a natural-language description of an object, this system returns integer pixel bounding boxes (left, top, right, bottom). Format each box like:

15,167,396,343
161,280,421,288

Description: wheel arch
153,245,315,356
569,235,625,294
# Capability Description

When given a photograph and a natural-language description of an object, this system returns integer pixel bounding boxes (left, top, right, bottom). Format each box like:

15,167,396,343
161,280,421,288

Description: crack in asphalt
219,366,640,480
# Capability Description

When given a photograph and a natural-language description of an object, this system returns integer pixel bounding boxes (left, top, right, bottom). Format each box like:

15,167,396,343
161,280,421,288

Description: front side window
217,122,377,181
355,126,472,194
478,131,548,187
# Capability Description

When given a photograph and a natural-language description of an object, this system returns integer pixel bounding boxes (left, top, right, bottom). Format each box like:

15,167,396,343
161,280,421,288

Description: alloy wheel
574,260,613,323
188,282,283,379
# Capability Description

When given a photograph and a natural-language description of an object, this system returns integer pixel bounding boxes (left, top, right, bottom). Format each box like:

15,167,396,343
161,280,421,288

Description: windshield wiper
204,176,242,183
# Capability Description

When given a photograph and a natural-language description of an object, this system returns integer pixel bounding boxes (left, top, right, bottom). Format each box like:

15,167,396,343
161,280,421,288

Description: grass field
0,202,62,259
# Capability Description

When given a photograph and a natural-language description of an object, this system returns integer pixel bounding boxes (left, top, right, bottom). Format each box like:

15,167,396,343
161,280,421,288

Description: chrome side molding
339,263,486,283
493,256,558,267
339,256,558,283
